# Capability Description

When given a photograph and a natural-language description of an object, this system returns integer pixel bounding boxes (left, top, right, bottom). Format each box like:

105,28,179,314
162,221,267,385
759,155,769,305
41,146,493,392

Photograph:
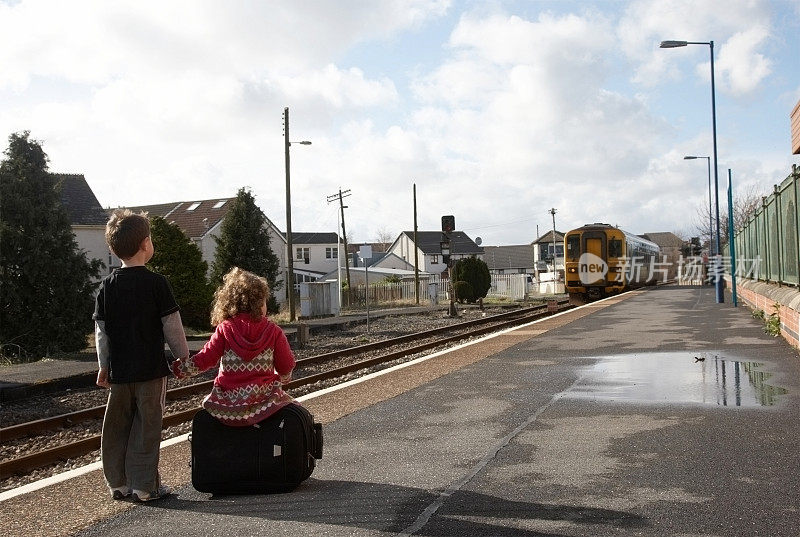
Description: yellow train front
563,223,660,304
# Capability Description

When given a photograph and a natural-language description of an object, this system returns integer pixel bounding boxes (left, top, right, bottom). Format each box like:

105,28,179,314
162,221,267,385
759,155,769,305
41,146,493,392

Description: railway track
1,300,569,480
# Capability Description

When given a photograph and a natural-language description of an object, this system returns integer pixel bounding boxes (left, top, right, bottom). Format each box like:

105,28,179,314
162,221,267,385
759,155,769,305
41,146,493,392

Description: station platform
4,286,800,536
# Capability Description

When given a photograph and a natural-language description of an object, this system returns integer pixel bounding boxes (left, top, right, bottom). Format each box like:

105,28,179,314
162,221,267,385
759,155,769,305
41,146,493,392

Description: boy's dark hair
106,209,150,260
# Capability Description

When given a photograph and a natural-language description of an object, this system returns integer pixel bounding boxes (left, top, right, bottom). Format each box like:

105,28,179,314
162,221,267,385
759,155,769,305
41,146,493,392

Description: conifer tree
147,216,214,329
210,188,282,312
453,256,491,303
0,131,101,359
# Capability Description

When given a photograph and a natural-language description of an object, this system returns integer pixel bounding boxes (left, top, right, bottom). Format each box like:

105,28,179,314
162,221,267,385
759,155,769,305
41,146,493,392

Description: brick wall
727,277,800,349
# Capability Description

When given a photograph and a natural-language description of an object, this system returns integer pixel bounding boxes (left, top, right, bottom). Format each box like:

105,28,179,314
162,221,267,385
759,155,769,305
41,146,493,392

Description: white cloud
271,65,398,108
618,0,774,97
0,0,452,90
713,26,772,95
0,0,795,247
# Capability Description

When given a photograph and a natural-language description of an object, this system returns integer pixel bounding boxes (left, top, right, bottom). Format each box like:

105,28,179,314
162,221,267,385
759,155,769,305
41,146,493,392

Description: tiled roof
125,198,234,239
53,174,109,226
290,232,340,245
400,231,484,255
123,202,181,219
482,245,535,270
533,230,564,244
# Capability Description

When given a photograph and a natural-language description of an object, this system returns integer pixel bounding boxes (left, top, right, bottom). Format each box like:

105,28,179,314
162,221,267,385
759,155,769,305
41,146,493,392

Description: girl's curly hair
210,267,270,326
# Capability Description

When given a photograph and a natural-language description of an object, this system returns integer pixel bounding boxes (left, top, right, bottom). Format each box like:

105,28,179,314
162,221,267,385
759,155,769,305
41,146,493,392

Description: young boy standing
94,209,189,502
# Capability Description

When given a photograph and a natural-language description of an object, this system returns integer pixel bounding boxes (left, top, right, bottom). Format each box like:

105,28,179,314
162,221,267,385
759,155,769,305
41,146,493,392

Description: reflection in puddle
566,352,788,407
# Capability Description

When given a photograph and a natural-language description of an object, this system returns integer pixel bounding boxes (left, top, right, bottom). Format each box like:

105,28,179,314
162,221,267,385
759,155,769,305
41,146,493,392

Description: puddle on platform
566,352,788,407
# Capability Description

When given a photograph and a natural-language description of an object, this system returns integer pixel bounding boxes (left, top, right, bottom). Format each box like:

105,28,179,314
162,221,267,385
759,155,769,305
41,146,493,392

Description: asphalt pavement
75,286,800,536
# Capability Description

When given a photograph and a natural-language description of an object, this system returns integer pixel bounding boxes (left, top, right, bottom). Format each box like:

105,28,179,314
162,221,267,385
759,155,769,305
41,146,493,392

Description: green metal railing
730,165,800,286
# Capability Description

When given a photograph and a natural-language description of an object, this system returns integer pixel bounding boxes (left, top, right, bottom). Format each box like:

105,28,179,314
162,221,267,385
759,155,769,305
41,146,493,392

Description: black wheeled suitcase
190,403,323,494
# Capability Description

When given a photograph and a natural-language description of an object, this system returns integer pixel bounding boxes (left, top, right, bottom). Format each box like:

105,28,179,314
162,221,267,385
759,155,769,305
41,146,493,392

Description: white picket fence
342,274,562,306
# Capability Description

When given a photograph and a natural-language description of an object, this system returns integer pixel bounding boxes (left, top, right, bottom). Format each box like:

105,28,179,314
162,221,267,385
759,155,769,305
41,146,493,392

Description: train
563,223,660,303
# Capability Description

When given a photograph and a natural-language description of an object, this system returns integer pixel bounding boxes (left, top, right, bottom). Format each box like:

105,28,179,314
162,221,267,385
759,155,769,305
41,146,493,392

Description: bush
148,216,214,330
452,256,491,303
764,303,781,337
211,188,282,313
453,280,474,303
1,132,101,360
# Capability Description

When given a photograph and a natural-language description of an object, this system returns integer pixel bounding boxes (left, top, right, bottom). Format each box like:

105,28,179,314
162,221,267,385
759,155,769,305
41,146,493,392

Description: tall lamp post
283,106,311,322
684,155,713,256
661,40,723,303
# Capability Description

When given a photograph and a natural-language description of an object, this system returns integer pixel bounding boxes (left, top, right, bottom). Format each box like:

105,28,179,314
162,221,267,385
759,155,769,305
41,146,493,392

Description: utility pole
283,107,295,322
327,188,352,297
282,107,311,322
549,208,557,276
413,184,419,304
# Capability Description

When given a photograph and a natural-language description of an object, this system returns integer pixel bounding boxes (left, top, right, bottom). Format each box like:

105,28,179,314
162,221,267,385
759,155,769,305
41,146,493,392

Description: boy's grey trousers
101,376,167,492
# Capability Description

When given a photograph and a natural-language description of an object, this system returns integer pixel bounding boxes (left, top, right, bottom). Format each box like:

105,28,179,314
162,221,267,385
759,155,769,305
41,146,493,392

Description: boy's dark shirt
93,266,180,383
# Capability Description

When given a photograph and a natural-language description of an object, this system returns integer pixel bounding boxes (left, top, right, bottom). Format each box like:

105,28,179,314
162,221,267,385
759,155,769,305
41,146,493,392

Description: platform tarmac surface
13,286,800,536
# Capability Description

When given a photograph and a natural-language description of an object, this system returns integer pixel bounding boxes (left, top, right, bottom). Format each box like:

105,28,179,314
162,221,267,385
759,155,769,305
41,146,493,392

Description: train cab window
566,235,581,260
608,239,623,258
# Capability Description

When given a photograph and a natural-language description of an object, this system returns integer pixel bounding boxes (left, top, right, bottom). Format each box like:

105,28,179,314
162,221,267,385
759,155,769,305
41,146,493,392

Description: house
386,230,484,276
286,232,343,288
321,264,429,286
126,198,288,304
54,173,117,279
532,230,565,273
483,244,535,275
349,242,387,267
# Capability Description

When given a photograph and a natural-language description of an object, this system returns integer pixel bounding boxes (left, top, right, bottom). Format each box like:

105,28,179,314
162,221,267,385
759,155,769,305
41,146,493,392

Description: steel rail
1,300,569,478
1,304,551,442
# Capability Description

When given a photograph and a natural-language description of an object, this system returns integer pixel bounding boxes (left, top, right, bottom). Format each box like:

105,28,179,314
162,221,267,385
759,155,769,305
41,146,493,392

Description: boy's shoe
110,486,131,500
132,485,173,502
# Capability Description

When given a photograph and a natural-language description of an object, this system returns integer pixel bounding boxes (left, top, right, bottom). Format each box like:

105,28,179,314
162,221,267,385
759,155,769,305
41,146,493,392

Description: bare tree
694,184,765,248
375,227,394,251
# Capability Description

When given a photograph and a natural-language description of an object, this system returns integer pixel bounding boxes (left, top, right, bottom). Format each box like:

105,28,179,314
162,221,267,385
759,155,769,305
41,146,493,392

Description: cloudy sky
2,0,799,246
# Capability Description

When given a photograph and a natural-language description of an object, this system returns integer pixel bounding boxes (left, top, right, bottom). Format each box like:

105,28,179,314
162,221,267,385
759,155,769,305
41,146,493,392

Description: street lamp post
684,155,713,257
283,106,311,322
661,40,724,303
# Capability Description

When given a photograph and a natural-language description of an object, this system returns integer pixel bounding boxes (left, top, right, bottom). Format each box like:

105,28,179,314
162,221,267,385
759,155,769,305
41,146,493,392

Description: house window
212,200,226,209
296,247,310,263
186,202,201,211
325,247,338,259
431,255,439,264
545,244,564,257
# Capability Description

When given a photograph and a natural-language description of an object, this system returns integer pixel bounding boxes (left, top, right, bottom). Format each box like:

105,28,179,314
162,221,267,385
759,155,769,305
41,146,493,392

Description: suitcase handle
313,423,323,459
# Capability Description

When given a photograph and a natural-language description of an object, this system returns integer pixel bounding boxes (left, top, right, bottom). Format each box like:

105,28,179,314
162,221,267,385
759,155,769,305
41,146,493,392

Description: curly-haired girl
171,267,295,426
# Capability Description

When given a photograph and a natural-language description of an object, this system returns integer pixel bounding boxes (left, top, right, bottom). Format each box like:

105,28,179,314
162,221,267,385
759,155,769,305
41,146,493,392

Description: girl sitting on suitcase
171,267,295,426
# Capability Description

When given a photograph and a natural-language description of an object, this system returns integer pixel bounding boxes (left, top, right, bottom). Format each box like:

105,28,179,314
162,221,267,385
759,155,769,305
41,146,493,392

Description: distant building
386,230,484,277
348,242,387,267
791,98,800,155
125,198,288,304
532,230,564,274
321,259,426,286
54,173,116,279
483,244,535,275
286,232,343,288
